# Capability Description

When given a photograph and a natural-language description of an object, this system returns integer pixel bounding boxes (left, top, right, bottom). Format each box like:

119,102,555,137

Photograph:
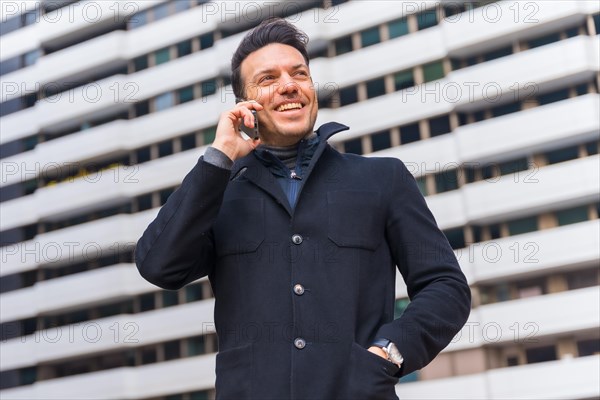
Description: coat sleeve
134,157,231,290
376,159,471,376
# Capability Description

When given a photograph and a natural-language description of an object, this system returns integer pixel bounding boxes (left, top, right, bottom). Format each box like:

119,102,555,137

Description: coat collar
229,122,349,216
231,121,349,176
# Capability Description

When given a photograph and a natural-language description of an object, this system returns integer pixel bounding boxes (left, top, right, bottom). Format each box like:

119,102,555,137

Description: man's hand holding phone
212,100,262,161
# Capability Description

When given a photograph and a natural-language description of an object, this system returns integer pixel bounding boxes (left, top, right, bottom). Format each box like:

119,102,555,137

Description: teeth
276,102,302,112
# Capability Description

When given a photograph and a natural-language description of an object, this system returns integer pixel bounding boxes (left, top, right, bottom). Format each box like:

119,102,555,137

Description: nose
276,73,300,96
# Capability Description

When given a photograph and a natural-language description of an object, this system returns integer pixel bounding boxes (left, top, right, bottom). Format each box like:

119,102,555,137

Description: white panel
0,264,159,323
466,220,600,283
457,93,600,162
397,355,600,400
317,35,599,140
463,156,600,223
0,147,205,230
0,210,158,277
447,286,600,351
0,1,162,62
0,355,216,400
443,1,599,56
1,299,216,371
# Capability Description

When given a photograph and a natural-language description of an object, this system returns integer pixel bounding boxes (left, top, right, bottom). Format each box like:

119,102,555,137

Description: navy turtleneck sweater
204,133,320,210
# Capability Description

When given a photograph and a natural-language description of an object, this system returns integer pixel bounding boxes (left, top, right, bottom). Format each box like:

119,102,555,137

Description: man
136,18,471,400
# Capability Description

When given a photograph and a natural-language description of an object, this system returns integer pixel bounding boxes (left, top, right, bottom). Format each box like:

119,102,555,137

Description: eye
259,75,275,84
295,70,309,77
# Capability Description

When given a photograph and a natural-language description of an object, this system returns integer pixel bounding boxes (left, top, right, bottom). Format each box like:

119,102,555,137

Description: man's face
240,43,318,146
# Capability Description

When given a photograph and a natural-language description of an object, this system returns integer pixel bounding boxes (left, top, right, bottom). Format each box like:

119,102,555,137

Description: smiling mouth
276,102,303,112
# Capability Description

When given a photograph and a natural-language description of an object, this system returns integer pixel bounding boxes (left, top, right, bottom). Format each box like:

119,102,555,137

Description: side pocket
343,343,399,400
215,343,253,399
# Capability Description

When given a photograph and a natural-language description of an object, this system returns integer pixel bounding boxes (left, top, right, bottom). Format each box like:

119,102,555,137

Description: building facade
1,1,599,399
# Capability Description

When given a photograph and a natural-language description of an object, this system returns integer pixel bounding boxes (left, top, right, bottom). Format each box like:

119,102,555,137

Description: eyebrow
252,63,308,81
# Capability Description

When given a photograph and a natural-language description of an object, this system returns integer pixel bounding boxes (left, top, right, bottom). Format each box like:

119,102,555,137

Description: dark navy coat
135,122,471,399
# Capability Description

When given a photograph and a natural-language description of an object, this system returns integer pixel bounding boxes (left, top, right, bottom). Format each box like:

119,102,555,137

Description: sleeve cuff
204,146,234,170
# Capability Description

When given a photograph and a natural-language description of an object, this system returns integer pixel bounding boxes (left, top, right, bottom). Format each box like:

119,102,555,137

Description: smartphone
240,109,259,140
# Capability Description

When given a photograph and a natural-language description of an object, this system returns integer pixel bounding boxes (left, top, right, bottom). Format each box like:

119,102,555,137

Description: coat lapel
230,122,351,217
232,155,293,216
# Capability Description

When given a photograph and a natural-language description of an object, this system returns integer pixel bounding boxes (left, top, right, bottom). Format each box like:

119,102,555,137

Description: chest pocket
327,191,382,250
213,198,265,255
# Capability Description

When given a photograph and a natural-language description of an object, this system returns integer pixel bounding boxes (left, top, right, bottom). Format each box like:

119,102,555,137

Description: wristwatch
371,338,404,367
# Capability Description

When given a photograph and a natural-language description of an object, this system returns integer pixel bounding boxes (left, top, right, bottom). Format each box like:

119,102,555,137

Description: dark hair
231,18,309,100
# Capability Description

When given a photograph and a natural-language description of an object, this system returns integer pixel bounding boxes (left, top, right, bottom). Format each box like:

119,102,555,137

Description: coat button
291,234,303,245
294,337,306,349
293,284,305,295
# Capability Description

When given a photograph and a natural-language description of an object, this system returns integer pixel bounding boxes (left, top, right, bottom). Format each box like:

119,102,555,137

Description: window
498,158,528,176
180,132,197,151
360,26,380,48
594,13,600,35
394,298,410,318
335,36,353,55
371,130,391,152
190,391,209,400
567,269,599,290
423,61,444,82
164,340,181,361
343,138,363,155
339,86,358,106
160,187,175,205
135,100,150,117
585,141,599,156
538,88,569,105
507,216,538,235
199,32,214,49
141,347,157,364
140,292,155,312
187,336,205,356
177,86,195,104
527,33,561,49
545,145,579,165
400,123,420,144
491,102,520,117
162,290,179,307
23,49,41,66
153,3,170,21
201,80,217,96
176,40,192,57
506,355,519,366
526,345,556,364
578,338,600,356
394,70,414,91
129,10,148,29
366,77,386,99
429,115,451,137
435,169,459,193
158,140,173,158
136,146,151,163
417,9,438,30
443,228,465,249
388,18,409,39
202,127,216,144
185,284,203,302
138,193,153,211
133,56,148,72
556,205,589,226
155,92,174,111
0,56,22,76
483,46,512,62
416,176,427,196
175,0,191,12
154,48,170,65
